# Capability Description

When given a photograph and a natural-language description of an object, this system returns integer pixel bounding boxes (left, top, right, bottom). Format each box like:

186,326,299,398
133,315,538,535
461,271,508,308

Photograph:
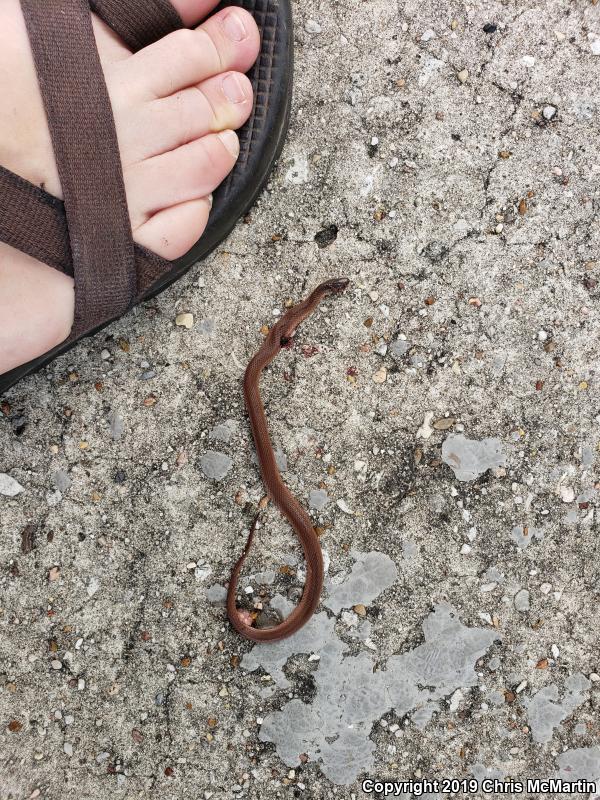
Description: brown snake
226,278,350,642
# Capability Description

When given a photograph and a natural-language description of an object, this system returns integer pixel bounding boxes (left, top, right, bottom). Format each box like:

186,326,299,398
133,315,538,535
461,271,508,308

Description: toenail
219,129,240,157
222,73,247,104
222,10,247,42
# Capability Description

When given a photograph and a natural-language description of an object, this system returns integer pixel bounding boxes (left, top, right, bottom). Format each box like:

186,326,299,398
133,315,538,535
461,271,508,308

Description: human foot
0,0,260,375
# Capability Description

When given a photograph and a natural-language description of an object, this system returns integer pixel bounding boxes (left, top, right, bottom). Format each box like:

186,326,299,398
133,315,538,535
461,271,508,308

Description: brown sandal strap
0,164,171,301
20,0,137,339
90,0,184,53
0,166,72,272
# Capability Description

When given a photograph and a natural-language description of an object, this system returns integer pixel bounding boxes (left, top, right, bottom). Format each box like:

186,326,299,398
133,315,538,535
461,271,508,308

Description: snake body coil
226,278,350,642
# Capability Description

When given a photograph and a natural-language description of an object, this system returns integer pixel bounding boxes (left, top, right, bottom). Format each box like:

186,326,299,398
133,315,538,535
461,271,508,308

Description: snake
226,278,350,642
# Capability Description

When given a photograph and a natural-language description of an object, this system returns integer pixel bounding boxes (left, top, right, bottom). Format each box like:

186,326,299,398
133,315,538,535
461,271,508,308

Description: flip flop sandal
0,0,293,395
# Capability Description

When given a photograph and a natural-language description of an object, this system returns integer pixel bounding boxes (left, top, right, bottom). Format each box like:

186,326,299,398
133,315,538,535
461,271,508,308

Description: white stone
449,689,463,712
175,313,194,329
304,19,321,34
559,486,575,503
341,611,358,627
417,412,435,439
336,499,354,514
0,474,24,497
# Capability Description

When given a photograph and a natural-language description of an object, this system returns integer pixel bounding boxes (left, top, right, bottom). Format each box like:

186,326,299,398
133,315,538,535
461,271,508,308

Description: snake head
321,277,350,295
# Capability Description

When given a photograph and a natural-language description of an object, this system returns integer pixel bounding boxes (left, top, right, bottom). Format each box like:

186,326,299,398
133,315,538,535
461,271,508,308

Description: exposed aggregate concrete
2,0,600,798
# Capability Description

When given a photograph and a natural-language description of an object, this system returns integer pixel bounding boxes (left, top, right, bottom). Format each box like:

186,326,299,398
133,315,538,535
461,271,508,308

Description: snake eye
280,336,290,347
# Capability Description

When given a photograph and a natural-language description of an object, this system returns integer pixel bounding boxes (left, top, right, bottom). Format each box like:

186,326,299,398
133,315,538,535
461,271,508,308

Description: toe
123,8,260,100
129,71,253,161
134,196,213,260
126,129,239,225
170,0,222,27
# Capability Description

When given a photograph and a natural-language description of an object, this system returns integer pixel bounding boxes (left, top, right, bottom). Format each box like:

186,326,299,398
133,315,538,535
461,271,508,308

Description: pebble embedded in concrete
175,312,194,329
0,474,24,496
514,589,530,612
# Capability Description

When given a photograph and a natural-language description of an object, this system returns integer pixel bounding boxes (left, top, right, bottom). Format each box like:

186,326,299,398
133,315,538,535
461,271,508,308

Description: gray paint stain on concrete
200,450,233,480
557,747,600,782
510,524,544,549
526,673,591,743
442,435,506,481
324,550,397,614
247,594,499,784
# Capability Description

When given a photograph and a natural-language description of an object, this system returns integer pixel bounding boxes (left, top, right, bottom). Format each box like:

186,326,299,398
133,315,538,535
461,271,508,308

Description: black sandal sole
0,0,293,396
